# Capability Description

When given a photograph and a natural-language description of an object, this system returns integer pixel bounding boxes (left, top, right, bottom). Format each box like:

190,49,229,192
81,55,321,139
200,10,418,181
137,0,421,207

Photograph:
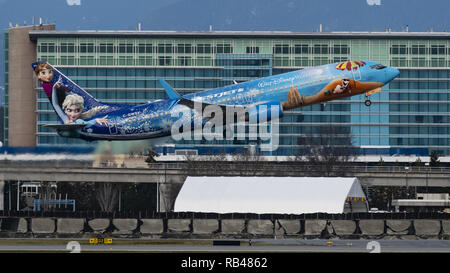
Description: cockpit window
370,64,387,70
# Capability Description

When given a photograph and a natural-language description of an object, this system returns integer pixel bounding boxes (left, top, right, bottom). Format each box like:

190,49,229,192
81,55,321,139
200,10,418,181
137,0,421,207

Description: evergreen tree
429,150,440,167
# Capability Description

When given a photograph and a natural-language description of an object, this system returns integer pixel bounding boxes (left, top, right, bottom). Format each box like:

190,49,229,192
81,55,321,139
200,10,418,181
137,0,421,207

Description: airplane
32,60,400,142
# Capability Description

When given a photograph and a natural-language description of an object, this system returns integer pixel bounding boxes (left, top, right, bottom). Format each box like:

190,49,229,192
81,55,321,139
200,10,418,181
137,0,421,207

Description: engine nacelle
246,101,283,123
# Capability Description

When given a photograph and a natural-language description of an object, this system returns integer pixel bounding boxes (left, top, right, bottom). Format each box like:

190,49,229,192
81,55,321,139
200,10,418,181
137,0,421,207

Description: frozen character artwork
282,87,306,110
62,94,109,127
35,62,54,85
333,79,350,94
34,62,70,106
34,61,112,127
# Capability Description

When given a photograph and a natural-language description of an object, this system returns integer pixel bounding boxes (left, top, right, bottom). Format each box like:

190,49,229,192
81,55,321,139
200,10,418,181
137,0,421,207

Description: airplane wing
44,124,86,131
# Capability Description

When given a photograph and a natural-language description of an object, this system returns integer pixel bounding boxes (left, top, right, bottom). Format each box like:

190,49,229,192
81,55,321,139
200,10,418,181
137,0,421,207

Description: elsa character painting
62,94,108,127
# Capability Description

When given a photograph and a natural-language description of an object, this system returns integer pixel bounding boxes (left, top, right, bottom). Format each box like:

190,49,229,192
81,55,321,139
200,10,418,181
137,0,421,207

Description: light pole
16,181,20,211
405,166,409,199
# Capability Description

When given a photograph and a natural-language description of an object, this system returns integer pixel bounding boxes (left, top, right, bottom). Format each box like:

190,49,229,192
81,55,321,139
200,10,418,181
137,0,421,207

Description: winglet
159,79,182,100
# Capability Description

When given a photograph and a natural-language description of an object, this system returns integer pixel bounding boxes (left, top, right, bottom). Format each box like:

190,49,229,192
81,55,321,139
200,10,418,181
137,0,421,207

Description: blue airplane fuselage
33,60,399,141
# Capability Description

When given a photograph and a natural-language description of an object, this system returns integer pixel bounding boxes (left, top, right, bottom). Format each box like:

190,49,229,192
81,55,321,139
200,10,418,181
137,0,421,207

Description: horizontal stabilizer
44,124,86,131
159,79,183,100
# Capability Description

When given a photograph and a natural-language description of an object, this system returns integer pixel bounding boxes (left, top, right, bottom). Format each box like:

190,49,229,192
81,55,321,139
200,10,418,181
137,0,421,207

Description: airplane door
108,117,118,134
243,90,253,104
351,64,362,81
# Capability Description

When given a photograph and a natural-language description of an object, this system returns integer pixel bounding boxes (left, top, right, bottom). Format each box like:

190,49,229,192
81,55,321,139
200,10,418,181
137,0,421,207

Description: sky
0,0,449,104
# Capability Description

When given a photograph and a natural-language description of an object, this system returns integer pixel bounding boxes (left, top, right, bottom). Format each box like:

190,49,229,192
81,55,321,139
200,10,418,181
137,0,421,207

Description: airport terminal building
3,25,450,156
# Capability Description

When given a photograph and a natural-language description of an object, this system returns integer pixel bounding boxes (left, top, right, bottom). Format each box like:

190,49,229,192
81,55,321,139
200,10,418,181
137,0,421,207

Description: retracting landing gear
364,88,381,107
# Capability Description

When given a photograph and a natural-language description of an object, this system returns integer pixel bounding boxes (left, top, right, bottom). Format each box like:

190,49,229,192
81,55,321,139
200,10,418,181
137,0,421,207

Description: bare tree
182,154,203,176
230,148,266,176
38,181,57,211
159,183,183,212
182,150,229,176
145,146,160,165
96,183,119,212
57,181,98,210
181,147,268,176
295,125,355,176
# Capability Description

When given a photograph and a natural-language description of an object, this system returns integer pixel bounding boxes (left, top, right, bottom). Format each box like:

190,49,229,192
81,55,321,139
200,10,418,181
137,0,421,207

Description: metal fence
0,210,448,220
1,160,449,174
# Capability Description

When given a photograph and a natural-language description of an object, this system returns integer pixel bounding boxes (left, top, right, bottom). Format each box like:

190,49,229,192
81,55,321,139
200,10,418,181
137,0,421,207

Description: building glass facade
5,31,450,155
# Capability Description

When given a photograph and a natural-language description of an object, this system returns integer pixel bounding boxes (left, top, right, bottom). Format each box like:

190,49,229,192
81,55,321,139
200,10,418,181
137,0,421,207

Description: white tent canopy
174,176,367,214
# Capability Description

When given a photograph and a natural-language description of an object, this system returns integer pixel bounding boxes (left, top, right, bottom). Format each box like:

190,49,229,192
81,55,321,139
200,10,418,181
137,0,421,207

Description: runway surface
0,238,449,253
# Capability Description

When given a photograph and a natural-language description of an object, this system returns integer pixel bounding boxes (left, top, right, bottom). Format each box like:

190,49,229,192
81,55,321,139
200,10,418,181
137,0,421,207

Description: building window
80,43,94,53
60,55,75,65
39,55,56,64
196,44,212,54
333,57,348,63
39,43,55,53
216,44,232,54
177,56,192,66
293,44,309,54
274,57,289,67
99,43,114,53
196,57,212,66
431,58,445,67
138,56,153,66
60,43,75,53
294,57,309,67
391,57,407,67
411,57,426,67
430,45,446,55
313,57,329,66
119,43,134,54
158,44,173,54
313,44,329,54
79,56,95,65
391,45,408,54
119,56,134,66
332,45,349,54
138,44,153,54
99,56,114,66
273,44,289,54
411,45,427,55
177,44,192,54
246,46,259,54
158,56,172,66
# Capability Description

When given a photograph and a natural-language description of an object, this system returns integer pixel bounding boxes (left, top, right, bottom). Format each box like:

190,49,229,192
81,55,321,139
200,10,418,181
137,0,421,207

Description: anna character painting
34,62,70,107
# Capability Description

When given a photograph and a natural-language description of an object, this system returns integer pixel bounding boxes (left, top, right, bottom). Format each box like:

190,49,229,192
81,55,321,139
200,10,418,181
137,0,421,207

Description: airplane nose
385,67,400,83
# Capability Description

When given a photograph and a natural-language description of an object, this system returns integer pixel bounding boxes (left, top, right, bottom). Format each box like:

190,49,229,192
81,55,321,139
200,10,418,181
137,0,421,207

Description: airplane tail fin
32,61,109,123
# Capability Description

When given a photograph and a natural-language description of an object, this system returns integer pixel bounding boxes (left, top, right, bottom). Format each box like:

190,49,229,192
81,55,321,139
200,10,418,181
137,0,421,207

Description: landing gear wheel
364,99,372,107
